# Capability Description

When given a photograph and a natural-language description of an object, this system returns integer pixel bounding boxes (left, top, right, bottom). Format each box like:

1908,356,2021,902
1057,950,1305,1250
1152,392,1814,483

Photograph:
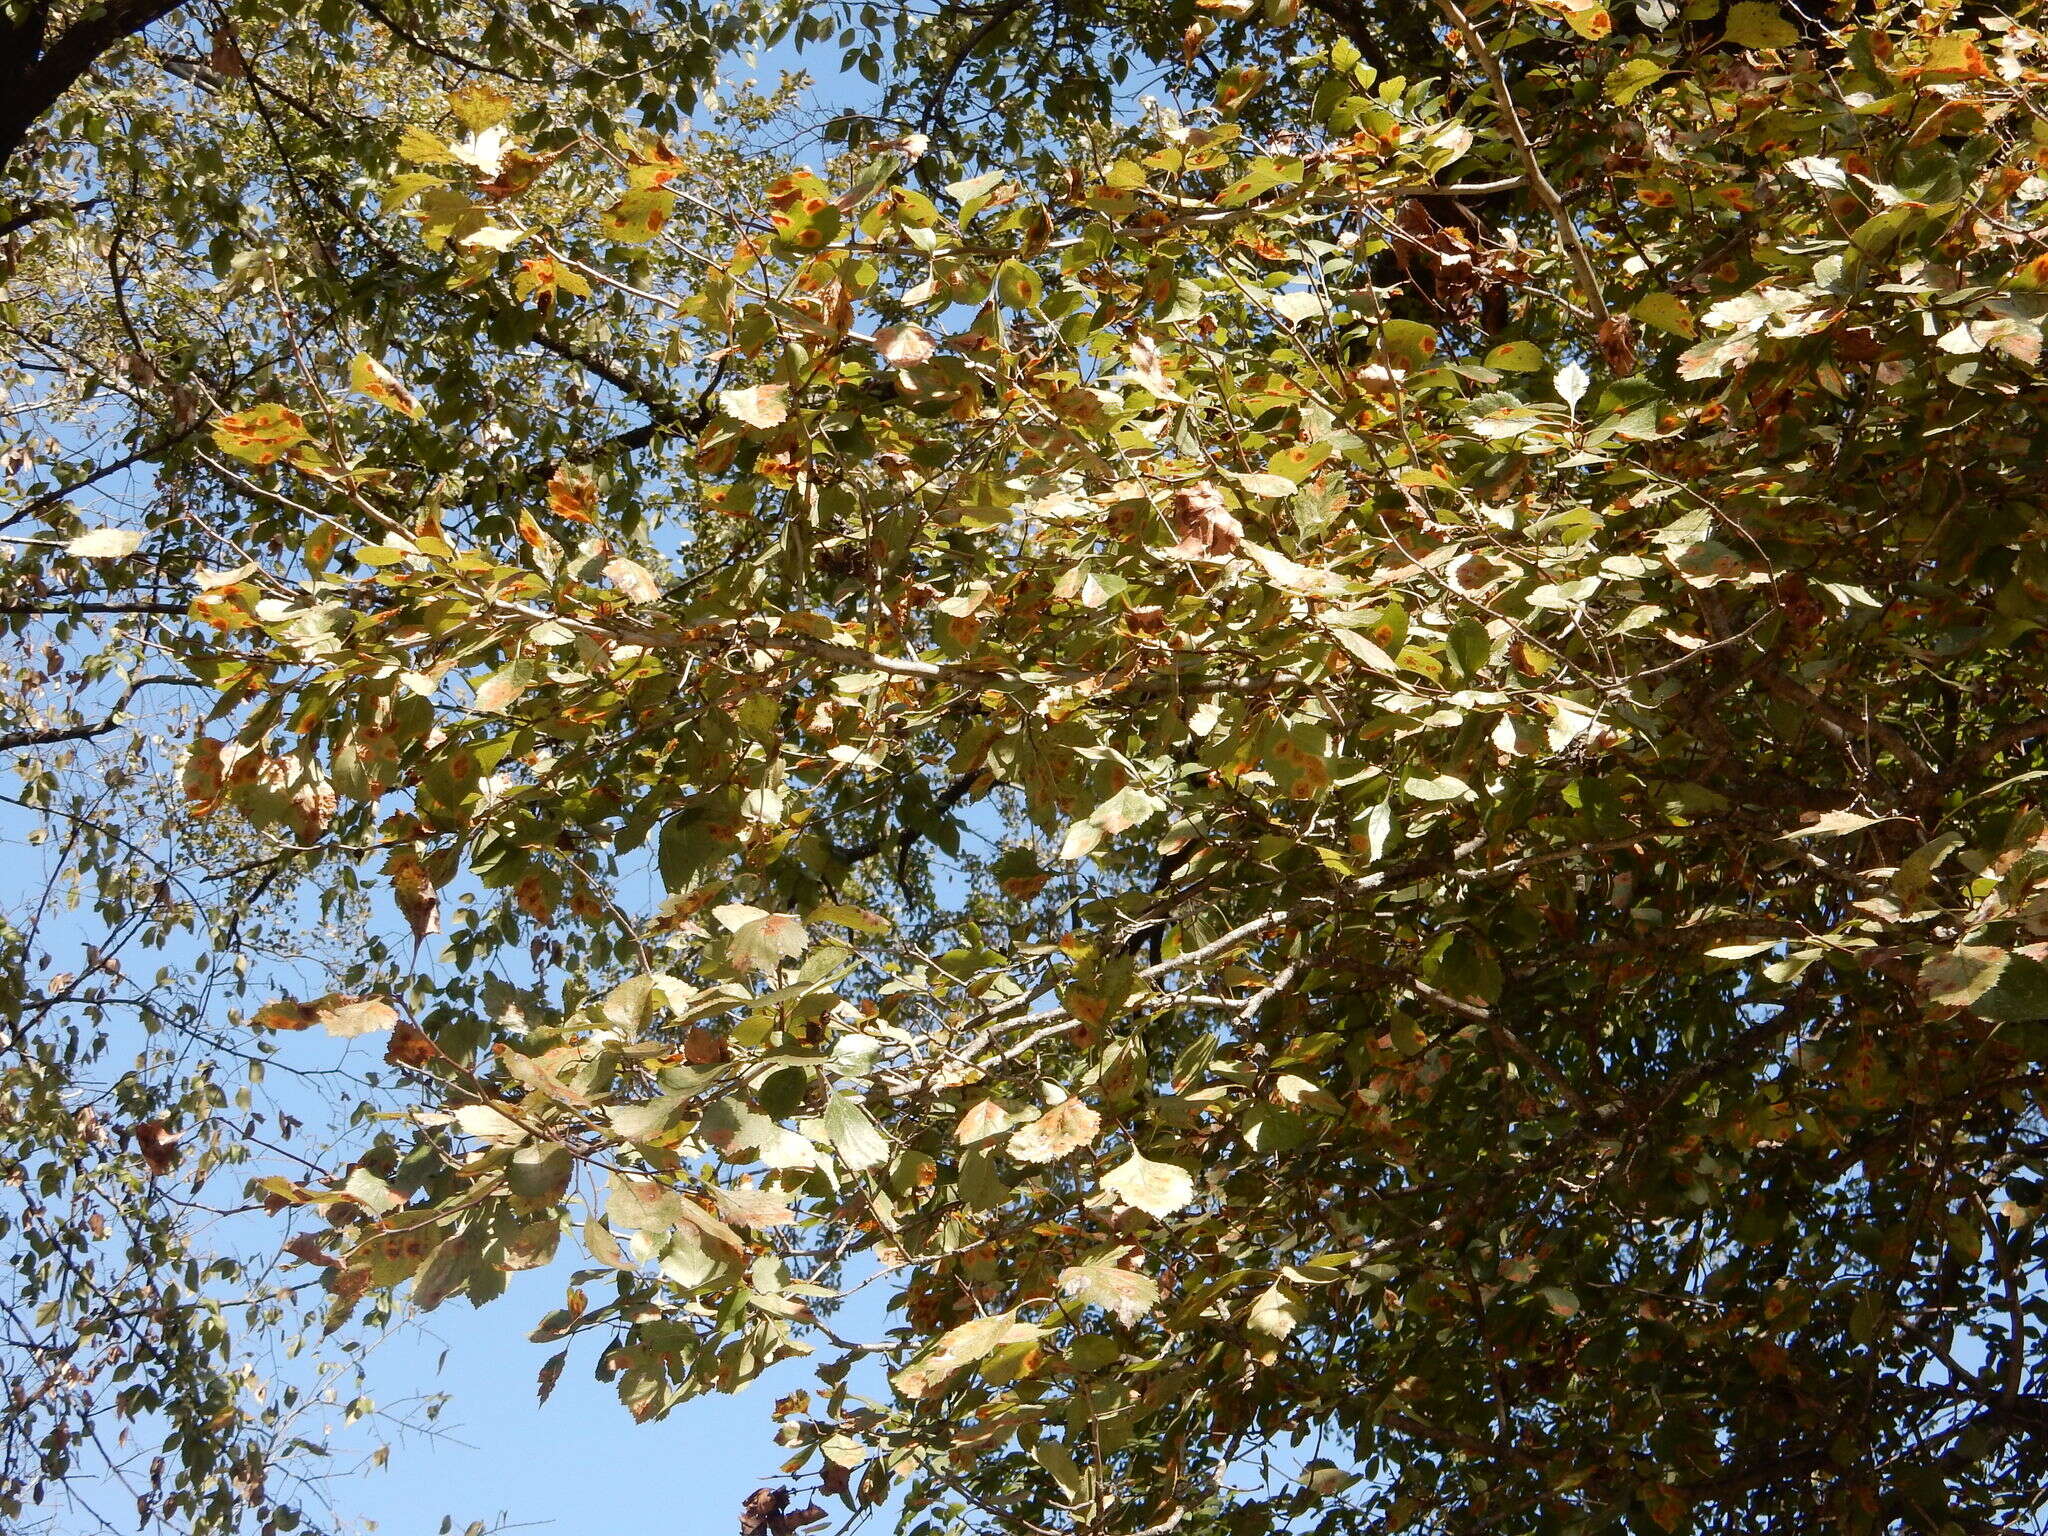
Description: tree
2,10,794,1530
10,1,2048,1535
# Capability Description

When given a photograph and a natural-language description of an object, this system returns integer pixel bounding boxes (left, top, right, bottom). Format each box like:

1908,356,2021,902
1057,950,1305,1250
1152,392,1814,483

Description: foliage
3,6,797,1531
10,1,2048,1535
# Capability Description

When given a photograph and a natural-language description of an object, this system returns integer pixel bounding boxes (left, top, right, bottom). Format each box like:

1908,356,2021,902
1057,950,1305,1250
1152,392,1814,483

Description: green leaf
1605,57,1667,104
1972,955,2048,1022
1632,291,1698,338
821,1093,890,1170
1484,340,1545,373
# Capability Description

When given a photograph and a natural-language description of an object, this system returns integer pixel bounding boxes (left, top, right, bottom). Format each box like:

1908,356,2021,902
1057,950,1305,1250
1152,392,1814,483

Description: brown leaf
385,1022,440,1068
547,464,597,522
1170,482,1242,558
1597,314,1638,376
252,999,319,1031
253,993,399,1037
740,1488,789,1536
740,1487,828,1536
683,1025,731,1065
208,27,247,78
536,1349,567,1406
1126,332,1182,400
132,1120,183,1176
283,1232,341,1268
391,853,441,940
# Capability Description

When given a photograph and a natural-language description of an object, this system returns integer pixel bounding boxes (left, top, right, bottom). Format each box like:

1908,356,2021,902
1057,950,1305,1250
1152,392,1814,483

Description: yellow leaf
599,188,676,244
1485,340,1545,372
1724,2,1798,48
447,83,515,131
348,353,423,418
212,403,309,465
395,125,450,163
1632,292,1698,339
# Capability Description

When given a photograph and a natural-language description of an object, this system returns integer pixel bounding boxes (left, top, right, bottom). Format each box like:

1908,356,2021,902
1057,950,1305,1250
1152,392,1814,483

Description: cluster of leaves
13,0,2048,1534
1,3,803,1531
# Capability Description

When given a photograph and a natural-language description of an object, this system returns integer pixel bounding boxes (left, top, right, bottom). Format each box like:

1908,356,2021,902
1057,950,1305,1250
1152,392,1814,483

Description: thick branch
0,0,190,174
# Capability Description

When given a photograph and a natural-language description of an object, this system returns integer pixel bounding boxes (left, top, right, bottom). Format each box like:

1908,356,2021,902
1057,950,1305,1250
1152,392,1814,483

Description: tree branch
1429,0,1611,323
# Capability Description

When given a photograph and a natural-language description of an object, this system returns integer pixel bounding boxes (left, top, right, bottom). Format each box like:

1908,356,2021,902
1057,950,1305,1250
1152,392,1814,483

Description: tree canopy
9,2,2048,1535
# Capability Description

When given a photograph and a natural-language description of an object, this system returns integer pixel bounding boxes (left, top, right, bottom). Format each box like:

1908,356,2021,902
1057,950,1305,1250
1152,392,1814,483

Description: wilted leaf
878,324,937,367
1006,1097,1101,1163
212,403,309,465
255,993,398,1037
1100,1150,1196,1218
1923,945,2009,1008
1246,1283,1305,1339
956,1098,1020,1144
1058,1260,1158,1324
713,1183,799,1229
453,1103,528,1145
65,527,146,558
1783,810,1884,839
729,912,809,972
604,556,663,604
132,1120,183,1175
348,353,423,418
317,995,399,1037
893,1312,1037,1399
719,384,790,430
1169,482,1242,557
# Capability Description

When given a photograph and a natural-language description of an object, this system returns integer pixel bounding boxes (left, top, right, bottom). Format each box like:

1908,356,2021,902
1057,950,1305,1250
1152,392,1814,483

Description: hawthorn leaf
1058,1260,1158,1324
348,353,424,417
719,384,790,430
1007,1097,1101,1163
822,1093,890,1170
65,527,146,558
1100,1150,1196,1218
